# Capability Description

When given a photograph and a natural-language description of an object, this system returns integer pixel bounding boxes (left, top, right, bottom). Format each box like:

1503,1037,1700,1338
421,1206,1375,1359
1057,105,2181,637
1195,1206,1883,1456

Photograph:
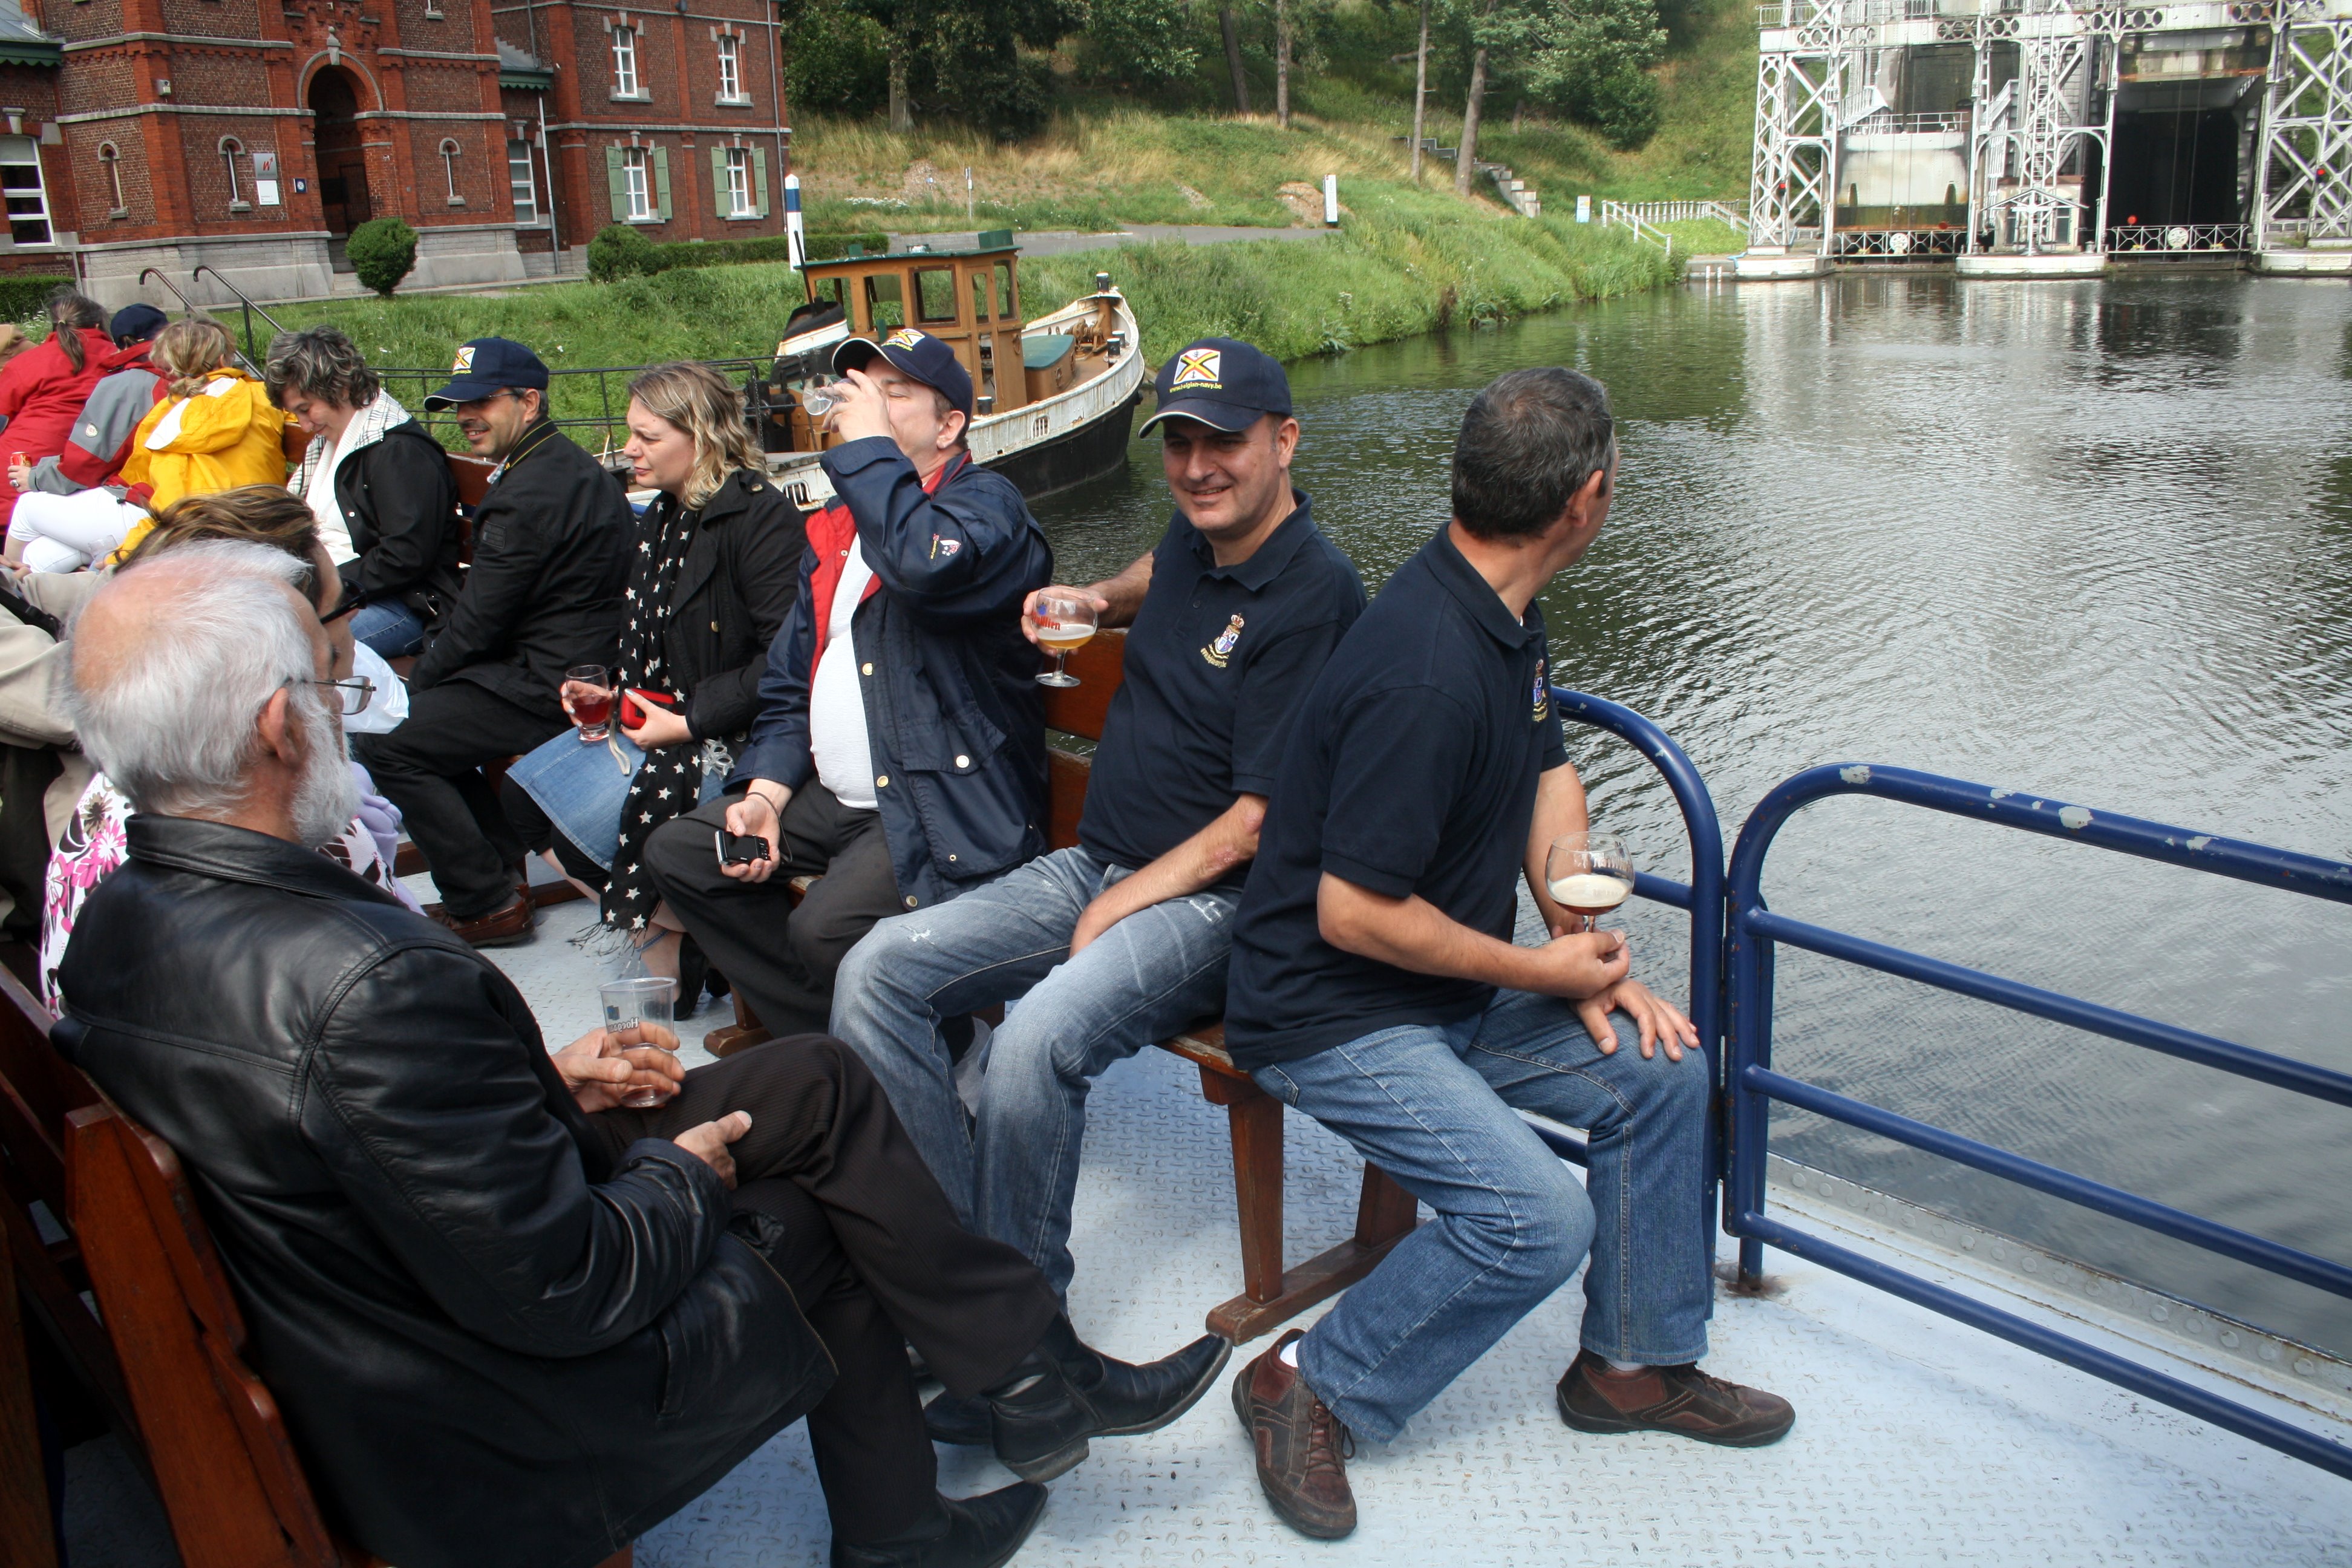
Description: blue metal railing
1529,690,1728,1200
1723,762,2352,1481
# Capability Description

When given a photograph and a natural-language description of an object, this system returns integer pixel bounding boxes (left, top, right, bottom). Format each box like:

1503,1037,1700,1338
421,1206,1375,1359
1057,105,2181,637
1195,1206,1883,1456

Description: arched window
98,142,125,217
219,137,245,209
439,138,463,206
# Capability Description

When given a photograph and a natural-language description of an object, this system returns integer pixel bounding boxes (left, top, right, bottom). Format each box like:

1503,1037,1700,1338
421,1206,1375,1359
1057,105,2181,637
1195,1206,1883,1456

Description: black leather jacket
636,466,805,743
54,815,831,1568
334,417,464,624
411,419,633,720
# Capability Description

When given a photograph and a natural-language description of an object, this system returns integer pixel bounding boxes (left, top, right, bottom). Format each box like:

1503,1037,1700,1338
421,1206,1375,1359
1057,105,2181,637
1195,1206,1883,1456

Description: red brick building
0,0,786,307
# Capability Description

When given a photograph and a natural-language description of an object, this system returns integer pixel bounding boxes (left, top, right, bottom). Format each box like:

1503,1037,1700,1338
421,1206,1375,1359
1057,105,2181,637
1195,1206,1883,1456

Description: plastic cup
601,976,679,1109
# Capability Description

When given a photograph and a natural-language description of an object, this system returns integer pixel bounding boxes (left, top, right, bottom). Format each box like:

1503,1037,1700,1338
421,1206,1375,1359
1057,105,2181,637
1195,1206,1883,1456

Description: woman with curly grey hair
267,325,460,656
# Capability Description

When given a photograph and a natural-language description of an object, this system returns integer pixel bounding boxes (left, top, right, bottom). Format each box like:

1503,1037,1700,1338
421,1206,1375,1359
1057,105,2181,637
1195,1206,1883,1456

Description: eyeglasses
305,677,376,716
320,593,362,626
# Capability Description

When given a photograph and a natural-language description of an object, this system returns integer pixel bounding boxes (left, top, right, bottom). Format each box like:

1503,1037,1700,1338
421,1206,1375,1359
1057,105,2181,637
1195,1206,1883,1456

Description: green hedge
0,274,73,323
586,226,889,282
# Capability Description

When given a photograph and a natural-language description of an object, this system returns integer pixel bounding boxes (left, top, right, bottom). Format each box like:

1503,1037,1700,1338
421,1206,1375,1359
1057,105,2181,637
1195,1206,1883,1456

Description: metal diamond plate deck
496,901,2352,1568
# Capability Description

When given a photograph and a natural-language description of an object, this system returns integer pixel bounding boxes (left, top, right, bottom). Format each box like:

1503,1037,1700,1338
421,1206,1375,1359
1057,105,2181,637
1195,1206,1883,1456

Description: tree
1275,0,1292,126
1219,4,1252,112
1409,0,1431,180
1527,0,1666,149
1075,0,1197,90
839,0,1077,138
1454,0,1499,194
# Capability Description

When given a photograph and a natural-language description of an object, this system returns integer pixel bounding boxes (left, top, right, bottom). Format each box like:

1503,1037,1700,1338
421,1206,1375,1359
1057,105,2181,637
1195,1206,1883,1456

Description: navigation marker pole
785,172,811,302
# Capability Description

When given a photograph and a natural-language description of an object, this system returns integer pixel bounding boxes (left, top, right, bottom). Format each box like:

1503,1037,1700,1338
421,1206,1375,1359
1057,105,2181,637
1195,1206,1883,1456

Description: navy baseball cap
832,327,975,419
109,304,166,344
1140,337,1291,435
423,337,551,410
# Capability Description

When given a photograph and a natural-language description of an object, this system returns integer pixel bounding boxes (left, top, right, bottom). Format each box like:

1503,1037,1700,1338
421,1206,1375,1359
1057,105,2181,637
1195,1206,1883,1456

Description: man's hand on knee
719,788,786,884
674,1111,753,1188
1576,979,1698,1062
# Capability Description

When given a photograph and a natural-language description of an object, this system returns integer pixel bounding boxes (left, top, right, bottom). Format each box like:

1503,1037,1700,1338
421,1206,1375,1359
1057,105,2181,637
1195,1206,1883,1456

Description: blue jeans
830,846,1237,1295
1253,987,1714,1443
350,598,426,658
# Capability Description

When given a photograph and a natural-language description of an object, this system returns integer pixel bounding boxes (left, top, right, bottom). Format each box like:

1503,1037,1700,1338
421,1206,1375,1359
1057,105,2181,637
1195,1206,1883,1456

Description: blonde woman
106,316,293,562
500,361,803,1006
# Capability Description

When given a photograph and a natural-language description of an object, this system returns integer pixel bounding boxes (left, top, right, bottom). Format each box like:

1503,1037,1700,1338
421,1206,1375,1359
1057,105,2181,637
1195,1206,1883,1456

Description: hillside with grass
241,0,1757,394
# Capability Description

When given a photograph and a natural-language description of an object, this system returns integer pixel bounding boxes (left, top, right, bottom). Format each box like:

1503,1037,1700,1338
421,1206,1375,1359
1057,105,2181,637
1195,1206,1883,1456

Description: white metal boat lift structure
1739,0,2352,276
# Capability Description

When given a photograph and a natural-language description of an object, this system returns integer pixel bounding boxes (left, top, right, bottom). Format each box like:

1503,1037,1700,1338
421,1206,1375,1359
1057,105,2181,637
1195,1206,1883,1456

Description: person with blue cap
642,324,1054,1045
827,335,1365,1444
354,336,632,946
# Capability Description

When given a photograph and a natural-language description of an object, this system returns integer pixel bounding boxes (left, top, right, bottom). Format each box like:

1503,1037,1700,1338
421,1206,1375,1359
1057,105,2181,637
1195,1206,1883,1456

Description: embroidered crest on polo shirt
1530,657,1550,722
884,327,926,351
1201,613,1244,668
1171,348,1222,390
451,345,475,373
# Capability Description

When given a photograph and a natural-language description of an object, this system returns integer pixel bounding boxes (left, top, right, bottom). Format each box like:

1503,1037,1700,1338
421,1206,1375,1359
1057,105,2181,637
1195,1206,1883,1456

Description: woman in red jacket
0,290,111,541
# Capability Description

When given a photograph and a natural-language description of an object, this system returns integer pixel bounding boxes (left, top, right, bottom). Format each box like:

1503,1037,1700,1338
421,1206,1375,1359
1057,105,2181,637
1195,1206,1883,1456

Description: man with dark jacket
54,541,1230,1568
645,327,1054,1038
268,325,462,655
356,336,632,946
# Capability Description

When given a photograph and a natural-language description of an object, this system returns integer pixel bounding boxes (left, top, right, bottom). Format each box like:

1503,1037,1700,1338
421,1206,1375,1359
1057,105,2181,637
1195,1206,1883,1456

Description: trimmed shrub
587,223,658,282
0,274,73,324
589,227,889,281
347,217,419,298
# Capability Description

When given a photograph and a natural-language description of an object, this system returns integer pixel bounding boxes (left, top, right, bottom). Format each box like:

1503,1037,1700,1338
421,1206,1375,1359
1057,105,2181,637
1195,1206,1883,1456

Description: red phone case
618,688,678,730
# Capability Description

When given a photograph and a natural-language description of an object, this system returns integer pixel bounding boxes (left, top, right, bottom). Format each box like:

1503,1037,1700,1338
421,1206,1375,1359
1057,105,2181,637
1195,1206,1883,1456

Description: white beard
291,702,361,850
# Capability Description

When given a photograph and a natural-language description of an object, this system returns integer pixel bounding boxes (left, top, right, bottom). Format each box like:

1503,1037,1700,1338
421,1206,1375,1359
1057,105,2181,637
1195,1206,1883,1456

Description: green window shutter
605,145,627,222
753,148,769,218
710,145,728,218
653,145,671,221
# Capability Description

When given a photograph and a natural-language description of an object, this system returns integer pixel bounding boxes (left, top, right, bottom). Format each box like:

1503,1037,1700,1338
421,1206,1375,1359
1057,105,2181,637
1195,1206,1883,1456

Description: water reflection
1033,272,2352,1356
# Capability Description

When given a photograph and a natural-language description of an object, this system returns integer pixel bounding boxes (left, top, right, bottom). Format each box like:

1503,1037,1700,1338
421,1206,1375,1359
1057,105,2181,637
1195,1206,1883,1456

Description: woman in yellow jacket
111,317,292,560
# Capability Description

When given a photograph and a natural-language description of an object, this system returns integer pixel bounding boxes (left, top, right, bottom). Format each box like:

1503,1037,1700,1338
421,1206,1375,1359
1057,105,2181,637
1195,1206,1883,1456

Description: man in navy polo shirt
1221,368,1794,1541
831,338,1365,1438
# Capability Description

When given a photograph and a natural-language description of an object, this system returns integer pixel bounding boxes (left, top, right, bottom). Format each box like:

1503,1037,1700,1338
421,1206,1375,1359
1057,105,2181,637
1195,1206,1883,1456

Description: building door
310,67,370,241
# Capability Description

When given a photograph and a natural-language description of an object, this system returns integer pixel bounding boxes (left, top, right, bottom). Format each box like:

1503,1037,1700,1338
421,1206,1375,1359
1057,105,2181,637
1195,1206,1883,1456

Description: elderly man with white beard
47,543,1227,1568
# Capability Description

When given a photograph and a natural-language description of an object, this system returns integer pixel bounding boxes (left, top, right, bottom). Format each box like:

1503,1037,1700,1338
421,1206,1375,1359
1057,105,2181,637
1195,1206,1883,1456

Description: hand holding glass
1546,831,1635,933
564,665,613,743
801,382,848,424
1033,592,1097,688
601,976,679,1108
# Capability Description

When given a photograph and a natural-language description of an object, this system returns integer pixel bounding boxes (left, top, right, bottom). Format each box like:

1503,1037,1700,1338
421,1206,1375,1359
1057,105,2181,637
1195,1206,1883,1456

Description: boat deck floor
65,892,2352,1565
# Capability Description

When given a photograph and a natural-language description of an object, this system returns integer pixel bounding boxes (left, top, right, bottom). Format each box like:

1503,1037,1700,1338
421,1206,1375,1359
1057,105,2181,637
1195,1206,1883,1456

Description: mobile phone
714,829,771,867
619,687,678,730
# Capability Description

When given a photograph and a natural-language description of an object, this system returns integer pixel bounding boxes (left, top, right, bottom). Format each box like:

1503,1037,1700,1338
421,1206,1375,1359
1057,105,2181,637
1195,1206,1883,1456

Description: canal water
1031,272,2352,1360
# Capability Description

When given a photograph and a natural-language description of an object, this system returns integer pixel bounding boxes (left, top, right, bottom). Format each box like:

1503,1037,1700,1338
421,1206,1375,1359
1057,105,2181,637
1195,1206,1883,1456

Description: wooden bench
0,960,630,1567
705,630,1420,1343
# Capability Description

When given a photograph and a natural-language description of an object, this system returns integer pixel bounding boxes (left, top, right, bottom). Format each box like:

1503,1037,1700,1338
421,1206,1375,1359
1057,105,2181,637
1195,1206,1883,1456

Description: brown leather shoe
1555,1350,1795,1447
433,890,535,948
1232,1330,1356,1540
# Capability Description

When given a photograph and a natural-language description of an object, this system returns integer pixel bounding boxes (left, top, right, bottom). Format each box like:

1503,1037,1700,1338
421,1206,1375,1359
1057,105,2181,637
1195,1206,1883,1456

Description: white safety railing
2106,223,2253,253
1846,109,1970,134
1598,200,1679,256
1602,199,1751,235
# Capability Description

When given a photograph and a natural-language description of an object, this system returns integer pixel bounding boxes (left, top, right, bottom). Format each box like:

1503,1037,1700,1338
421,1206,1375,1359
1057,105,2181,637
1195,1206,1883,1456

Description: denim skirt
505,728,727,873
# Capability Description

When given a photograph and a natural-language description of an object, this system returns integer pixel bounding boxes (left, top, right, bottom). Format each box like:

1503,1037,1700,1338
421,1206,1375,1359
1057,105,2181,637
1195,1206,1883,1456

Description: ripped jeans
830,846,1238,1295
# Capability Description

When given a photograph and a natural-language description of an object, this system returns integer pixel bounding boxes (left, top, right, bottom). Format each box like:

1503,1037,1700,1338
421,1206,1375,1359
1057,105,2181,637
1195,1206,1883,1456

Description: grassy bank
262,183,1673,396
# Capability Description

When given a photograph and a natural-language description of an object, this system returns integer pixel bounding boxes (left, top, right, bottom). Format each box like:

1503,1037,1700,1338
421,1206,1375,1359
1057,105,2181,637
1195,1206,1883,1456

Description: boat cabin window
970,271,993,321
992,260,1017,321
915,267,958,324
808,276,844,312
863,272,905,332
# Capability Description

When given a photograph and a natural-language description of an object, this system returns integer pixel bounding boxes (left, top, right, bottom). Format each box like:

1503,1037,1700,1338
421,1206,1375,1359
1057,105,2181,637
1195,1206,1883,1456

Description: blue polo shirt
1223,524,1569,1071
1079,493,1367,872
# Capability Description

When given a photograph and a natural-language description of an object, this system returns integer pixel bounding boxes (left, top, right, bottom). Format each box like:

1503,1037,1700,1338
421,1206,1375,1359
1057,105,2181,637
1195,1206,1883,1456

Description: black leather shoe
985,1317,1230,1483
829,1483,1047,1568
924,1389,990,1446
676,933,710,1020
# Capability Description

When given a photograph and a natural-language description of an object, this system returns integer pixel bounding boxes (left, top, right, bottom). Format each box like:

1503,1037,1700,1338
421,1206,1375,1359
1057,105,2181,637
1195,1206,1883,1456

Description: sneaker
1230,1331,1356,1540
1555,1350,1795,1447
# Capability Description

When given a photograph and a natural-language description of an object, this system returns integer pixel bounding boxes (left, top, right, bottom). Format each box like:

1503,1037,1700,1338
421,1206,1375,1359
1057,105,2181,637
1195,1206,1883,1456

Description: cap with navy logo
424,337,552,411
1140,336,1291,435
832,327,975,420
